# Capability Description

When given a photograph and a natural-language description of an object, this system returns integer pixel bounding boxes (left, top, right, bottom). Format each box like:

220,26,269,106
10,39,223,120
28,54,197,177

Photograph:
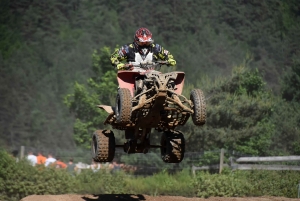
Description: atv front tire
190,89,206,126
160,130,185,163
115,88,132,123
92,130,115,162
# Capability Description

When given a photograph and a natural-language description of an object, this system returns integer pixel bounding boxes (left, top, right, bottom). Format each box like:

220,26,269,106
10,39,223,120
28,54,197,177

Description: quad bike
91,61,206,163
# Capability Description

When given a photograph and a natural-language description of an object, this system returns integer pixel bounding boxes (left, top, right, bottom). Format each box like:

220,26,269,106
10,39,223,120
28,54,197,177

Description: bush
74,169,127,194
1,149,299,200
192,170,253,198
192,169,300,198
0,150,75,201
125,168,195,197
244,170,299,198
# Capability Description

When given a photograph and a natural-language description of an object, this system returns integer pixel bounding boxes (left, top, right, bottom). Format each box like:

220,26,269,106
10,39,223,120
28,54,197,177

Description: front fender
117,71,141,97
97,105,114,114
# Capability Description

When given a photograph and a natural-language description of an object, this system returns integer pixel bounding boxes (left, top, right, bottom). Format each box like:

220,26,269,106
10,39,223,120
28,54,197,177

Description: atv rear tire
92,130,115,162
115,88,132,123
190,89,206,126
160,130,185,163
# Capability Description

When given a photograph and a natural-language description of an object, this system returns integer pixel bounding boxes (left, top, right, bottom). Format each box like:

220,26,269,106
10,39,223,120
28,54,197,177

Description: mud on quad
91,61,206,163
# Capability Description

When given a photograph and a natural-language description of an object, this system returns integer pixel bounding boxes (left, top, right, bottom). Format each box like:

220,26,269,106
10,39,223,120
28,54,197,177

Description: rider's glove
117,63,125,70
126,64,134,70
167,58,176,66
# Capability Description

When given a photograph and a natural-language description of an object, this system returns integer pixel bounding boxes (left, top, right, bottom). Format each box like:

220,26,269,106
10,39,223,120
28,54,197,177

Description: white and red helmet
134,27,154,47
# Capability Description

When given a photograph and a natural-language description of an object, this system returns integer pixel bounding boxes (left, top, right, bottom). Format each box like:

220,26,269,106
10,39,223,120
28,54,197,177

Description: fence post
298,180,300,198
192,165,196,177
219,148,224,174
20,146,25,159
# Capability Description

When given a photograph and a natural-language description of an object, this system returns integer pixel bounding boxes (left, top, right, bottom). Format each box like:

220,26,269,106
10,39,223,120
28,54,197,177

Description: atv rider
110,27,176,70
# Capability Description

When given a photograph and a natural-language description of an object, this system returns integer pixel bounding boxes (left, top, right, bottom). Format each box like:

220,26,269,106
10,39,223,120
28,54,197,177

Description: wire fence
11,146,223,175
11,146,300,176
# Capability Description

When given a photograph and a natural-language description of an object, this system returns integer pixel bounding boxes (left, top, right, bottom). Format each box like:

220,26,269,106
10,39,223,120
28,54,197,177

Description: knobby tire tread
160,131,185,163
117,88,132,123
190,89,206,126
92,130,115,162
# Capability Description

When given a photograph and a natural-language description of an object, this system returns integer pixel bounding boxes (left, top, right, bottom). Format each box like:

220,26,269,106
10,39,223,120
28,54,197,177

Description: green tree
1,0,300,155
65,47,117,148
0,0,21,59
270,100,300,155
281,59,300,102
183,65,275,155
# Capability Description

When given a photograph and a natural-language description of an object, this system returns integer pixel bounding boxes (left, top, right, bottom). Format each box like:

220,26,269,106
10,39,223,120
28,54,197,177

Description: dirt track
20,194,299,201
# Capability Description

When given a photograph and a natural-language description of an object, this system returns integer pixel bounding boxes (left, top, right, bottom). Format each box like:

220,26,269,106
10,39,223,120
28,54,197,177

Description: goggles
137,41,152,46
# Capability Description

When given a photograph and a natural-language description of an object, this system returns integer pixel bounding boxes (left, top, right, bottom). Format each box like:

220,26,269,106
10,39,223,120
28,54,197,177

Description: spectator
27,150,37,166
36,151,47,165
55,157,67,169
45,153,56,167
90,160,101,173
108,162,114,170
110,159,121,173
67,158,77,175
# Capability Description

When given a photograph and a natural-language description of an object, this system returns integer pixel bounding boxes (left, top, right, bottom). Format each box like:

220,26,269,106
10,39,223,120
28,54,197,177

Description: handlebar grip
158,61,169,65
123,64,133,70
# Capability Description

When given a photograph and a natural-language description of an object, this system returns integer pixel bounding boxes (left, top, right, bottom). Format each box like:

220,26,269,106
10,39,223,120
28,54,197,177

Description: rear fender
117,71,141,97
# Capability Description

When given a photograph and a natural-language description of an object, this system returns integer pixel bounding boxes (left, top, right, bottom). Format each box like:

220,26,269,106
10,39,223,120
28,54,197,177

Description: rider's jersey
110,43,176,70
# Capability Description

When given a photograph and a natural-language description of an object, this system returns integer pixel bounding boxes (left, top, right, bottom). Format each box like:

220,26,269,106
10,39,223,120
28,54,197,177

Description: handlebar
124,61,169,70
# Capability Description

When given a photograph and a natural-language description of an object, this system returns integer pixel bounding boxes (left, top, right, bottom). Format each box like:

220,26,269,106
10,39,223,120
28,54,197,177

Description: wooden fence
192,149,300,176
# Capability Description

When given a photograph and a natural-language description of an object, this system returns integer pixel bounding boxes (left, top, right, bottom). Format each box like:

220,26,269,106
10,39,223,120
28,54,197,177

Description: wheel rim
92,135,97,156
115,94,120,118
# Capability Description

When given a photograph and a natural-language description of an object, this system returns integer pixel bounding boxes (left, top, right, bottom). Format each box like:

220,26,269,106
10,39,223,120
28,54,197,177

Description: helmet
134,27,154,47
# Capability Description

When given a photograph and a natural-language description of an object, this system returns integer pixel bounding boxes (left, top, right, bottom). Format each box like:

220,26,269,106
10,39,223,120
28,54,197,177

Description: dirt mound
20,194,299,201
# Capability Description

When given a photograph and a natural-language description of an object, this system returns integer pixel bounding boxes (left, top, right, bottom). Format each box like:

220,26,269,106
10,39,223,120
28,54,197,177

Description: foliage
64,46,117,148
192,170,299,198
1,150,299,200
196,150,221,167
222,66,266,96
269,99,300,155
0,150,75,201
281,59,300,102
241,170,300,198
0,0,300,157
0,0,21,59
1,2,300,199
75,169,127,194
120,152,165,168
125,169,195,197
192,171,253,198
183,65,276,155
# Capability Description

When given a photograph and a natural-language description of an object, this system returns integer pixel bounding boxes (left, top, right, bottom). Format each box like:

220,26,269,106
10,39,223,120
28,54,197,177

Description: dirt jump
20,194,299,201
